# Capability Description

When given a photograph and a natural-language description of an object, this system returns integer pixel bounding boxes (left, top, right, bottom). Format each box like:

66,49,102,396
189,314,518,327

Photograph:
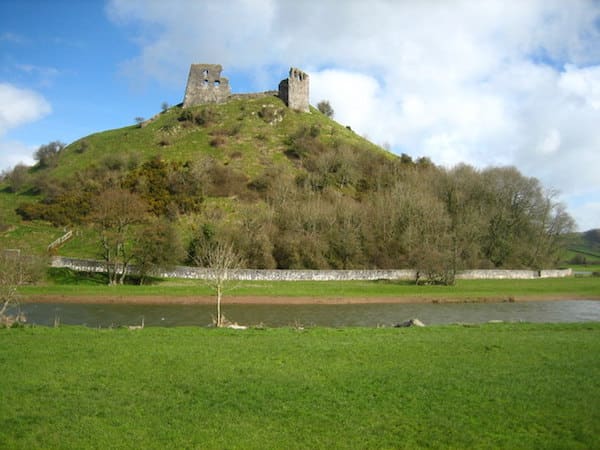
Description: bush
75,139,89,154
258,105,285,124
101,154,127,171
4,164,30,193
317,100,334,118
210,136,226,148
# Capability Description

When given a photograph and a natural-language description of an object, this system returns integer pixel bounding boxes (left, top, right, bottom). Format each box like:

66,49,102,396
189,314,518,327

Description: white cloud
0,83,51,170
559,64,600,110
0,140,36,170
106,0,600,229
568,196,600,232
0,83,51,134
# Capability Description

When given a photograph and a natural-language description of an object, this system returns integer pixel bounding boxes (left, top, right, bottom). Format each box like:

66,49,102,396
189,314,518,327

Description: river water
20,300,600,328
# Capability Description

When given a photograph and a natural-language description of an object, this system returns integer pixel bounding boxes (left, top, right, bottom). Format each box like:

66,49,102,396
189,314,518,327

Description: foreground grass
0,323,599,449
21,271,600,301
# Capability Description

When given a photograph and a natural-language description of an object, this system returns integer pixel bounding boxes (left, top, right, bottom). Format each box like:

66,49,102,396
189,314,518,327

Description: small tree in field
192,239,244,327
0,249,44,325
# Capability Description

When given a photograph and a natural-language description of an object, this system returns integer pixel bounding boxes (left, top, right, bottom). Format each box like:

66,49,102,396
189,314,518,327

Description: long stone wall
50,257,572,281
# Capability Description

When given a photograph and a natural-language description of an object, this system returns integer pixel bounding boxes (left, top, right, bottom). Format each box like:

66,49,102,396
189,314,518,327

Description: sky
1,0,599,231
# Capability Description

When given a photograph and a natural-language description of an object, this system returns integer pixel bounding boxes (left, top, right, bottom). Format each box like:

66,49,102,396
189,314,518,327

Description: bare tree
192,240,244,327
0,249,44,325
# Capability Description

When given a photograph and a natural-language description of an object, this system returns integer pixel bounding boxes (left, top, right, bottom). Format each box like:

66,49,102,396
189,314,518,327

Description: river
19,300,600,328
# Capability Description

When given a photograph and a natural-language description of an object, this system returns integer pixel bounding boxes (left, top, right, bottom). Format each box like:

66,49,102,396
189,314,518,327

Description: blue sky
1,0,599,231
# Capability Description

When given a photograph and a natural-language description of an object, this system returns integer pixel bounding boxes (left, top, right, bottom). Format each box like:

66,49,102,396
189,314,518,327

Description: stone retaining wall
50,257,572,281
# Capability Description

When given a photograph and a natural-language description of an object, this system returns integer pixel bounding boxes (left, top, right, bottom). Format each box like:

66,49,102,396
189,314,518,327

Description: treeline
3,123,574,283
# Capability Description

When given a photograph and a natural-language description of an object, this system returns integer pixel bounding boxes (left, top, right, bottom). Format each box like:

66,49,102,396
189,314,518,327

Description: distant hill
563,229,600,264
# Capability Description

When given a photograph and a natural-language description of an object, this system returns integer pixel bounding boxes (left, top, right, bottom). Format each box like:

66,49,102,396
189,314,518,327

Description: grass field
21,270,600,302
0,323,598,449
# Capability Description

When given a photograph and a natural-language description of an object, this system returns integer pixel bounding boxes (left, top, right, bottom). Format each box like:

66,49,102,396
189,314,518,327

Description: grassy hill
0,94,579,273
0,95,396,259
562,229,600,271
49,96,389,182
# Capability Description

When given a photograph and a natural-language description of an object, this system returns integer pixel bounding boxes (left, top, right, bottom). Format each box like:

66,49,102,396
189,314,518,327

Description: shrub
258,105,285,124
75,139,89,154
101,154,127,171
317,100,334,118
210,136,226,148
4,164,30,193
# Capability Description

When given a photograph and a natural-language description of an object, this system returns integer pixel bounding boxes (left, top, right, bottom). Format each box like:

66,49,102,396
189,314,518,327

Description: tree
4,163,30,193
317,100,334,118
134,117,145,127
0,249,44,326
89,188,148,285
34,141,65,169
191,238,244,327
133,218,184,284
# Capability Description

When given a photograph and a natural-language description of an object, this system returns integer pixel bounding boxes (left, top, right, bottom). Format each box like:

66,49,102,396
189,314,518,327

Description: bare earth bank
22,294,600,305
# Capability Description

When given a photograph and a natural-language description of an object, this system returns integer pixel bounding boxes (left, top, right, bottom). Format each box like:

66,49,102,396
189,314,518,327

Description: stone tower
183,64,231,108
278,67,310,112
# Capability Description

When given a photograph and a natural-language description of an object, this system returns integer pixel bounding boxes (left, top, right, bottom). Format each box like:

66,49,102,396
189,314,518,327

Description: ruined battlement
182,64,310,112
183,64,231,108
278,67,310,112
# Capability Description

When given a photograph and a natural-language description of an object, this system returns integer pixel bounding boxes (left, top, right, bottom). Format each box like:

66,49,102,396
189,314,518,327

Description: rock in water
394,318,426,328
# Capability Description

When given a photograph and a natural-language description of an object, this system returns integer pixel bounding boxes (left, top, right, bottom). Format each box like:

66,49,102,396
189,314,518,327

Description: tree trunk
216,284,222,327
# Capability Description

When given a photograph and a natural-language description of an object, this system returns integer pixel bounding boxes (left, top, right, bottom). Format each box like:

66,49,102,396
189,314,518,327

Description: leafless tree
0,249,44,325
192,240,244,327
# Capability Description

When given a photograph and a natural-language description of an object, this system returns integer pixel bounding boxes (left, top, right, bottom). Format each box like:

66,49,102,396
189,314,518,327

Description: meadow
0,323,598,449
21,269,600,303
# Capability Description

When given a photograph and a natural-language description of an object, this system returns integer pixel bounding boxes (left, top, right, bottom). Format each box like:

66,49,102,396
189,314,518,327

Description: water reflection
20,300,600,328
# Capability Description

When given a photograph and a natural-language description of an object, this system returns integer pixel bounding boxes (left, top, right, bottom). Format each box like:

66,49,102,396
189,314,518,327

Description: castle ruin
182,64,310,112
278,67,310,112
183,64,231,107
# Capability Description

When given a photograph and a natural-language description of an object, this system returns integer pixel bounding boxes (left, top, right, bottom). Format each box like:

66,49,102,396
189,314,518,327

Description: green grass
21,271,600,300
571,264,600,273
0,324,598,449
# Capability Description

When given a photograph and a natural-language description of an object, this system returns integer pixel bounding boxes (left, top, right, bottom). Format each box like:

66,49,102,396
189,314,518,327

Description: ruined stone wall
229,91,278,101
278,67,310,112
182,64,309,112
183,64,231,107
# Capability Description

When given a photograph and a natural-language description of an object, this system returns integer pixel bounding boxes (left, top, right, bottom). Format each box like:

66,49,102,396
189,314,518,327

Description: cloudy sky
1,0,599,230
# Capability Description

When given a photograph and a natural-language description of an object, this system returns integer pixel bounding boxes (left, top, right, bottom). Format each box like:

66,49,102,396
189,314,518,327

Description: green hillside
0,94,577,276
1,96,392,254
51,96,389,181
563,229,600,271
